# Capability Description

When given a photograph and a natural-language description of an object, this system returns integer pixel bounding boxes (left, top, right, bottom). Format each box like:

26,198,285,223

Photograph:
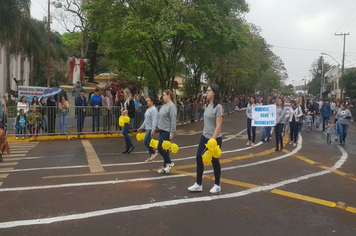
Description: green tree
87,0,249,89
340,68,356,98
307,57,331,97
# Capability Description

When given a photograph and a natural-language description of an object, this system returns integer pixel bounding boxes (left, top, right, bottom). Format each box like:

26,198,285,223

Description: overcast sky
31,0,356,86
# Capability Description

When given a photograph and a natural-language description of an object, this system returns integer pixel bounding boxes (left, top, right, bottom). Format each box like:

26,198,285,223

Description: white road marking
0,139,347,229
0,129,260,173
0,136,307,192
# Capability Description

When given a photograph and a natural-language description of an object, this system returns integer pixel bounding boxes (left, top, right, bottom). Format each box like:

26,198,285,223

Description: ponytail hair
124,88,132,105
163,89,174,102
208,84,221,109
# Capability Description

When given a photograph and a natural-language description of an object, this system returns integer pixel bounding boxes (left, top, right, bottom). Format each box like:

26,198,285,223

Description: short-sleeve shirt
134,100,141,113
203,103,223,139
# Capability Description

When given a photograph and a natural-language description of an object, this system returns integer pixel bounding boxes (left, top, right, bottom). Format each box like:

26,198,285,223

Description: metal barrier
4,102,239,138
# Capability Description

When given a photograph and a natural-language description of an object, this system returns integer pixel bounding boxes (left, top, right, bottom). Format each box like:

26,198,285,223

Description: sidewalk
6,108,243,143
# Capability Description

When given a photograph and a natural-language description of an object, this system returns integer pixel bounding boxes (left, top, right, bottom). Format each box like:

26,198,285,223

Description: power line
272,45,339,53
323,4,356,50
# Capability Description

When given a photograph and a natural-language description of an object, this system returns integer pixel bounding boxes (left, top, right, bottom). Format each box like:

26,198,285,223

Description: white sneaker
164,162,174,173
188,183,202,192
209,184,221,193
157,167,165,174
15,137,18,140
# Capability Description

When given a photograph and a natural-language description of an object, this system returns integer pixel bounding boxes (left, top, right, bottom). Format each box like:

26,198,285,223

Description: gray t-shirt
203,103,223,139
157,102,177,135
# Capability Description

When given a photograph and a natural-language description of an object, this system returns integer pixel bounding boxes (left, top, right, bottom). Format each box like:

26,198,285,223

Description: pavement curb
6,132,136,143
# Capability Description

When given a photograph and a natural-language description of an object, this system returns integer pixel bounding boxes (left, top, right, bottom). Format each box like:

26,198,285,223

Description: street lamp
321,52,340,66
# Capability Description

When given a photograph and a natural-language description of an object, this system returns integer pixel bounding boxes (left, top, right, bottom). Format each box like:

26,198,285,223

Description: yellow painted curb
6,132,137,142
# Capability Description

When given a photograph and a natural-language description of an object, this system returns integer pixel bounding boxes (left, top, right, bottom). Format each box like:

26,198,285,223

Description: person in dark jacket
90,88,102,133
71,81,84,100
75,91,87,134
320,99,332,131
46,96,57,134
121,88,135,154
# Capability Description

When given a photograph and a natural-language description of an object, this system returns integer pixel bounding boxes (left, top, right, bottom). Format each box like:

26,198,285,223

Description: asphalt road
0,111,355,236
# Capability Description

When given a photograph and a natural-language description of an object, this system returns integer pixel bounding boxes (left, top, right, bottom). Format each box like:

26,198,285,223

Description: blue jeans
122,118,134,148
338,123,349,143
158,130,172,167
143,129,155,156
322,116,329,131
196,135,222,185
92,109,100,132
262,126,271,140
247,118,256,143
334,121,338,137
16,125,27,136
59,113,68,133
77,112,85,132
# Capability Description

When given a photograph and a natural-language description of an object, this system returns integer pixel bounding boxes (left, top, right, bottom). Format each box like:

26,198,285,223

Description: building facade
0,45,30,100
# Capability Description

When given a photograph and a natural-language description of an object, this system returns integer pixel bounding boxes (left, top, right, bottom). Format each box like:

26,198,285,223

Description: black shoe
128,146,135,154
275,148,279,151
260,138,265,142
122,147,129,154
267,139,270,142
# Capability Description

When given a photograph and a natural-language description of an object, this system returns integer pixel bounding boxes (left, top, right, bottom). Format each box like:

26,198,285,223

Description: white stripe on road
0,129,261,173
0,136,307,192
0,139,347,229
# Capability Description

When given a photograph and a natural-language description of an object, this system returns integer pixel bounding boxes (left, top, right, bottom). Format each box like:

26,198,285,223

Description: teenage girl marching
246,96,257,147
188,84,223,193
121,88,135,154
138,96,158,162
156,90,177,174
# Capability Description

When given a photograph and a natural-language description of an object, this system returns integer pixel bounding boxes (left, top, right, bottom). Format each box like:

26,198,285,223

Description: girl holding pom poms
188,84,223,193
138,96,158,162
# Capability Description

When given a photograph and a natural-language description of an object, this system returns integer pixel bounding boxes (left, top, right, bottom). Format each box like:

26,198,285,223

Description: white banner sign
252,104,276,127
18,86,47,104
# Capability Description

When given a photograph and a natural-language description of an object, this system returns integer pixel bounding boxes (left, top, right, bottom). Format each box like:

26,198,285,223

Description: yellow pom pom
124,116,130,123
136,133,143,141
171,143,179,154
202,150,212,164
149,139,156,148
139,133,146,140
162,140,172,150
211,146,222,158
206,139,218,150
153,140,159,149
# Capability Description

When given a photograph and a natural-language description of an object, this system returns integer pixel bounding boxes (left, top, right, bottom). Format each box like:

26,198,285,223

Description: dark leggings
290,121,299,143
247,118,256,143
196,135,222,186
158,130,172,167
275,123,284,149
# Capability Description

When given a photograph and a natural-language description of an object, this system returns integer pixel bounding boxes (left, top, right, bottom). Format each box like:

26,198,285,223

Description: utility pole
47,0,51,88
320,56,323,99
335,32,349,100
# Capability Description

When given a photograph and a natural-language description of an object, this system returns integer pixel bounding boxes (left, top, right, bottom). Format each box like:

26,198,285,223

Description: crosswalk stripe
0,168,14,172
6,154,26,157
0,162,18,167
9,151,28,154
0,174,9,179
3,158,23,162
0,182,2,187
